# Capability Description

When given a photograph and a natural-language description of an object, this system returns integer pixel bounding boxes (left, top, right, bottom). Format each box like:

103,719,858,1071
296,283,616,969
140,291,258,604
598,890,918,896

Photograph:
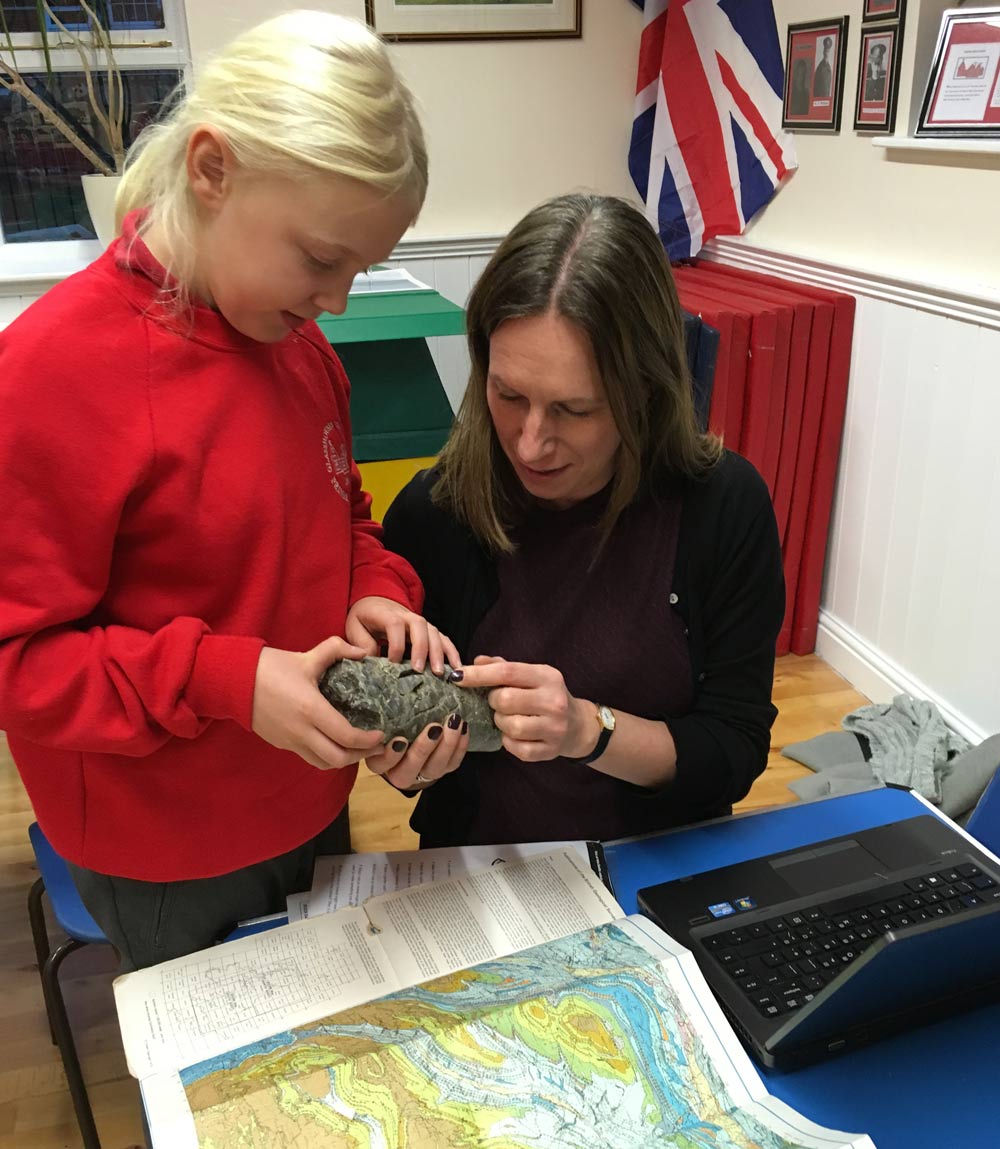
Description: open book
114,849,875,1149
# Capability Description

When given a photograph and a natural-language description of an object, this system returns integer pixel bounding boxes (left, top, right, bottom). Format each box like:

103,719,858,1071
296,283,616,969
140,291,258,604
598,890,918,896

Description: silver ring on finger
414,772,432,785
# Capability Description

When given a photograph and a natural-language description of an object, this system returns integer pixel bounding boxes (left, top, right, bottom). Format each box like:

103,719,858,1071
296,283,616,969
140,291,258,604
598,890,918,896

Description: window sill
871,136,1000,157
0,240,103,296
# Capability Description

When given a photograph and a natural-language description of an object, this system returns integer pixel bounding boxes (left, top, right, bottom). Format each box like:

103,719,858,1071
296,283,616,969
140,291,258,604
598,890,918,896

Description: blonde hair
116,10,427,291
435,194,722,555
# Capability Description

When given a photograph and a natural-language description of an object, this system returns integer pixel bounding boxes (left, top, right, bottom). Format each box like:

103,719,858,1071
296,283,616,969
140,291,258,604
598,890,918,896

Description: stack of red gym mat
674,261,856,657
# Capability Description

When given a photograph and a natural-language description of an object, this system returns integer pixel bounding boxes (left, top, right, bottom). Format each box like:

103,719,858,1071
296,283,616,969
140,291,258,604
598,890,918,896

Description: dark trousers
67,806,350,972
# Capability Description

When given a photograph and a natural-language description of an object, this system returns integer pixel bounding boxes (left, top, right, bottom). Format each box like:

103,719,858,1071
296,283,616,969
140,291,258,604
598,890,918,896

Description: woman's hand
345,596,461,675
252,636,385,770
455,656,597,762
364,711,470,791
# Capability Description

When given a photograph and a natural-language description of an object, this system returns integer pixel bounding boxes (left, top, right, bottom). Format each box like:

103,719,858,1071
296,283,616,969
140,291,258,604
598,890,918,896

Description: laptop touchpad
770,840,881,897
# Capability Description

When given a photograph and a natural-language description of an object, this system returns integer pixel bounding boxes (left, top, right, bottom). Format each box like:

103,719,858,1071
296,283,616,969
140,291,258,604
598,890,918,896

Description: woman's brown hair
434,193,721,552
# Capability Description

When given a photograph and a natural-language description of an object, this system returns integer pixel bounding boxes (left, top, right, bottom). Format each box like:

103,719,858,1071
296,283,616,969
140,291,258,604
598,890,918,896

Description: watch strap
570,705,615,766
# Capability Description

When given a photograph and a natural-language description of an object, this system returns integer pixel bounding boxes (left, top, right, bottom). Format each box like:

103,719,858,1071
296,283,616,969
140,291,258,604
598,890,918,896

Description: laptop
637,812,1000,1069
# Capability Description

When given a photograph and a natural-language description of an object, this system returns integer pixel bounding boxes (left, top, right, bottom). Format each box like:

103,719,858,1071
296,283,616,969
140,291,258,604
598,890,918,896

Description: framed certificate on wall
917,8,1000,137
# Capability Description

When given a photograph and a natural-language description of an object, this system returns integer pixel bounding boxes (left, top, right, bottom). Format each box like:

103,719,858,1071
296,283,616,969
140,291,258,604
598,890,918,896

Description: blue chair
27,821,111,1149
966,758,1000,857
681,310,720,432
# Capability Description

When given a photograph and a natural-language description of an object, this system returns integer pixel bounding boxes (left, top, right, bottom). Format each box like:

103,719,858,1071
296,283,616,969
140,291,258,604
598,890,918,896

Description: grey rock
318,656,501,752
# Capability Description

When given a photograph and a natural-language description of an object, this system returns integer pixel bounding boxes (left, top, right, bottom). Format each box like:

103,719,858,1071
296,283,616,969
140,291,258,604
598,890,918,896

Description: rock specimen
319,656,502,752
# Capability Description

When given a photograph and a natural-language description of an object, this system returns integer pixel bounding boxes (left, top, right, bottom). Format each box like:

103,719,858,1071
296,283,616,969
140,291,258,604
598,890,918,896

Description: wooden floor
0,653,867,1149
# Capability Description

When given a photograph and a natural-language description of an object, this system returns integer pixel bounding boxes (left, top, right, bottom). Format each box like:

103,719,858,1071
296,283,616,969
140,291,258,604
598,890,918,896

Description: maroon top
460,483,693,844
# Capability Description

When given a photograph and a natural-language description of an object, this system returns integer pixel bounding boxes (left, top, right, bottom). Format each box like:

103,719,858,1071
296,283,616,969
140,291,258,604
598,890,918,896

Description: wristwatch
572,704,616,765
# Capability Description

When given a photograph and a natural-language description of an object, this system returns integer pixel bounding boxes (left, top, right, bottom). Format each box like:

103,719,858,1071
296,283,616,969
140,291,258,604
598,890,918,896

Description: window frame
0,0,189,284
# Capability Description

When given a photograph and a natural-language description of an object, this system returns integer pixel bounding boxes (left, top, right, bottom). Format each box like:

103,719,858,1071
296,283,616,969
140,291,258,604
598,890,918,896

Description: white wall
753,1,1000,297
730,0,1000,740
185,0,642,239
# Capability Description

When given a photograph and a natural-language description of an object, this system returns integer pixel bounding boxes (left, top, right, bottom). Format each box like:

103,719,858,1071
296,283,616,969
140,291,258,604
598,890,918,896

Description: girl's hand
456,656,597,763
346,595,461,675
364,711,469,791
252,636,384,770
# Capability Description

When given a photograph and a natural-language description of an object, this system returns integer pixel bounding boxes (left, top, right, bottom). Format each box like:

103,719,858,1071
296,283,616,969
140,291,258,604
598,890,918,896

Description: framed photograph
917,8,1000,137
862,0,905,23
854,22,903,132
365,0,582,43
782,17,850,132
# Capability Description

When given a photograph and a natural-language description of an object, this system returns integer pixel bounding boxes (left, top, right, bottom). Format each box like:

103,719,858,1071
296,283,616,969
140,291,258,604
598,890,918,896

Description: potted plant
0,0,125,244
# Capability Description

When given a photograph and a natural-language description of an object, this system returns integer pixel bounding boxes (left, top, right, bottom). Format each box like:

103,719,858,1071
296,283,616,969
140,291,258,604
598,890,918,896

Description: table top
601,788,1000,1149
317,289,466,344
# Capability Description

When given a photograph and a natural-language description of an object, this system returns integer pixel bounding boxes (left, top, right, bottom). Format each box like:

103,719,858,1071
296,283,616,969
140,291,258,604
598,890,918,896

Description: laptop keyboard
703,862,1000,1020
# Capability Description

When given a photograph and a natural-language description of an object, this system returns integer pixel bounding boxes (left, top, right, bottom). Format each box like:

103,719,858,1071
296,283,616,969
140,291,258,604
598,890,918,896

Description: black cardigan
382,449,785,839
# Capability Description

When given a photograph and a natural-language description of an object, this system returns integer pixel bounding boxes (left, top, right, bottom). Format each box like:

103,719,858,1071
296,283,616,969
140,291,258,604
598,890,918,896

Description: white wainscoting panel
0,294,43,328
709,245,1000,745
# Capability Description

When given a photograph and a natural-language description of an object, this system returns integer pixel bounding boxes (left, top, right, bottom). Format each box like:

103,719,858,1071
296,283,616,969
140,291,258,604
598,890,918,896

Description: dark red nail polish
461,721,468,736
448,668,464,682
447,712,461,730
391,738,407,753
427,725,443,742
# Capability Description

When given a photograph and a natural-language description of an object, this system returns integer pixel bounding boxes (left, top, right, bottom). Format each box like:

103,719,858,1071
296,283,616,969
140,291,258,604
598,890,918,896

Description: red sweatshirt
0,217,423,880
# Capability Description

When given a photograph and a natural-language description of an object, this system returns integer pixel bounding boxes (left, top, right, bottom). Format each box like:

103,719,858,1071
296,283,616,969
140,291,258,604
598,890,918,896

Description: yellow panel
358,456,438,524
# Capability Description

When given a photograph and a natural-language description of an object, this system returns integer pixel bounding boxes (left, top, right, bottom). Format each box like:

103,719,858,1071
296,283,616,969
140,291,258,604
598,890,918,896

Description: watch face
598,705,616,731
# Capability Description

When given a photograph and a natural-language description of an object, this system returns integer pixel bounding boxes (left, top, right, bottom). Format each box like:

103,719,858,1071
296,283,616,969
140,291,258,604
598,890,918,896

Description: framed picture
365,0,582,43
782,17,850,132
862,0,905,23
854,22,903,132
917,8,1000,137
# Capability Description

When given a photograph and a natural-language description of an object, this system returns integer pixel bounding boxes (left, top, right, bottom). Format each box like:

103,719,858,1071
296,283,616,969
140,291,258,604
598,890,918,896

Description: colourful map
180,923,832,1148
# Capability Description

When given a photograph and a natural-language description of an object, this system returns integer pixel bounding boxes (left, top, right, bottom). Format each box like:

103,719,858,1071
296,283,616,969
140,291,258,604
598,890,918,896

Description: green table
317,289,466,462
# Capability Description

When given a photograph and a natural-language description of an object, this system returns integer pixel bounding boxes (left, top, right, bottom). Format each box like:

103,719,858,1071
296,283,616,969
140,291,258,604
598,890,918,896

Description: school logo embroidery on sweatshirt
322,420,350,502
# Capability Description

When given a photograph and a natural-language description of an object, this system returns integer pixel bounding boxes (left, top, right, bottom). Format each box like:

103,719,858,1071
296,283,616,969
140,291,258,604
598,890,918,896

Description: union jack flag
629,0,797,261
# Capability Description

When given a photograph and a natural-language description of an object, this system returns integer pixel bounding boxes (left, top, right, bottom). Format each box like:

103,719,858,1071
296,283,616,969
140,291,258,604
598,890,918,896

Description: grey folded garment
937,734,1000,819
782,699,999,820
782,731,869,773
842,694,969,807
787,760,877,802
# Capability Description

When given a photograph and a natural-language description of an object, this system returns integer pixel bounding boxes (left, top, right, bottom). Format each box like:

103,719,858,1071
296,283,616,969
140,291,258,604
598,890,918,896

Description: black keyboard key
752,992,780,1017
938,868,962,883
972,875,996,890
905,877,928,892
737,936,779,958
956,863,982,878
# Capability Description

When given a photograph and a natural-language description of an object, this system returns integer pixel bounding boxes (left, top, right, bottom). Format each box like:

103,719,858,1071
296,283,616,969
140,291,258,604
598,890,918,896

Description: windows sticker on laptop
708,901,735,918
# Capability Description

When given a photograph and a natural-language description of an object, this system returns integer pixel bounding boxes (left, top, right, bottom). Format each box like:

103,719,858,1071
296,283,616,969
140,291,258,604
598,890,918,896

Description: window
0,0,188,272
